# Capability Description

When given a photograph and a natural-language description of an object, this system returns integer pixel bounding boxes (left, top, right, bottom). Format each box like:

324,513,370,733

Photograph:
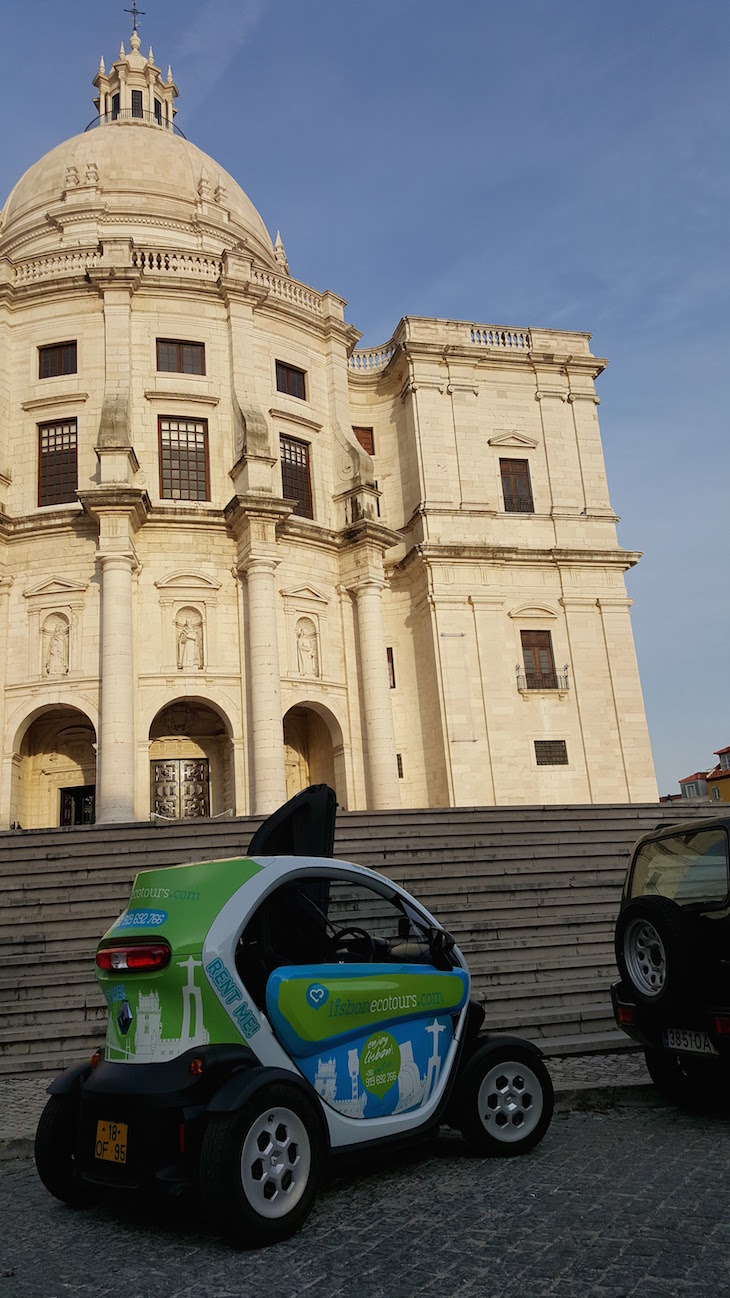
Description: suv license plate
95,1120,128,1164
663,1028,718,1056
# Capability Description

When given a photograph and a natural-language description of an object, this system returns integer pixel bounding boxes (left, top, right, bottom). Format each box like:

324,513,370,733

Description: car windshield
629,827,729,907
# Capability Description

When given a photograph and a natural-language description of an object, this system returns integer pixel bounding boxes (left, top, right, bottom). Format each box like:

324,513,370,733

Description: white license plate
663,1027,718,1056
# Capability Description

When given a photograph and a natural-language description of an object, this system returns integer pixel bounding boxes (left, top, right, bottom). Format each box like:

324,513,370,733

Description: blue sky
1,0,727,795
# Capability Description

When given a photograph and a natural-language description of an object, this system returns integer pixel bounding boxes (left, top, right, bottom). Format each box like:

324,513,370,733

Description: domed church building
0,24,657,828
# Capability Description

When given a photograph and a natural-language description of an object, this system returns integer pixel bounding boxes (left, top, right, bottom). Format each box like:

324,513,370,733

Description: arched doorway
283,704,344,802
11,706,97,829
149,699,234,820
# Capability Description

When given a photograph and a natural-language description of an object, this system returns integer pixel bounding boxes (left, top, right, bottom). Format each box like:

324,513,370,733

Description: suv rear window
629,828,730,907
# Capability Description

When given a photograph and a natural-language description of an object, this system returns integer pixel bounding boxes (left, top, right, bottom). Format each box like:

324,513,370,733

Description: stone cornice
338,518,401,553
22,392,90,412
76,486,150,530
268,406,322,433
394,542,642,573
144,389,220,406
223,493,293,529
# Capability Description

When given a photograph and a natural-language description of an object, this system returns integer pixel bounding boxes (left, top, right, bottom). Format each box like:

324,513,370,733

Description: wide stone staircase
0,802,709,1075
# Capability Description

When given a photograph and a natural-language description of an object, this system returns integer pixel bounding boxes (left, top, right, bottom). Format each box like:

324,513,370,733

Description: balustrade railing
470,325,531,349
84,109,186,138
516,666,570,692
348,340,397,372
14,249,102,284
250,267,322,315
131,248,223,279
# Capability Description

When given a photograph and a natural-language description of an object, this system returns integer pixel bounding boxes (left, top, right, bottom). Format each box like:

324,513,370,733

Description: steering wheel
328,926,376,963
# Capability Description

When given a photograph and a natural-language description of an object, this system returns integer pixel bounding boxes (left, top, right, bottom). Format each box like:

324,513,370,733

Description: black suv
611,814,730,1106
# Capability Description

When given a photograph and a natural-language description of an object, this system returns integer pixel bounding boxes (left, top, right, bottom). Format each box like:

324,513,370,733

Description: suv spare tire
615,895,699,1012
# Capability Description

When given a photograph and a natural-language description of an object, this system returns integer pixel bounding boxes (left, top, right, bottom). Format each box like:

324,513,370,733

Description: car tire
200,1082,324,1247
35,1095,88,1207
615,896,698,1012
644,1048,725,1111
455,1041,554,1157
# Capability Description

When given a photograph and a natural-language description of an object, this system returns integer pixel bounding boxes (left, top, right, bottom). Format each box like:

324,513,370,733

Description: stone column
242,556,287,814
350,577,400,810
97,553,136,823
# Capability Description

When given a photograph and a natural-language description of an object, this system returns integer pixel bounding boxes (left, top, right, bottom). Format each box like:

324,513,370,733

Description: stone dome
0,120,277,267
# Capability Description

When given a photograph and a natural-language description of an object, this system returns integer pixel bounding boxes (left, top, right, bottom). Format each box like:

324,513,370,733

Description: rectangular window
534,740,568,766
386,647,396,689
276,360,306,401
111,92,120,120
38,419,78,506
158,416,209,501
154,97,162,125
39,341,77,379
396,754,404,779
131,89,143,119
500,458,534,513
521,630,557,689
280,436,313,518
156,339,206,375
353,426,375,455
712,788,722,801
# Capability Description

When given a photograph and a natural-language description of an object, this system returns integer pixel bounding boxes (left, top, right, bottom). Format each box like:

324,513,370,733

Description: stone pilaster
340,519,401,810
225,494,291,814
78,486,149,824
98,552,136,822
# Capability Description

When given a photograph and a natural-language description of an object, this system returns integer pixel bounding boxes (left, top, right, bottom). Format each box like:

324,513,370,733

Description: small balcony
516,665,570,699
503,495,534,514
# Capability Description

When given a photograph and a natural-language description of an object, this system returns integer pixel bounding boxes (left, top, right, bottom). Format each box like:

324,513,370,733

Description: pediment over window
154,570,222,591
281,584,329,605
24,576,88,599
508,603,559,620
488,431,539,449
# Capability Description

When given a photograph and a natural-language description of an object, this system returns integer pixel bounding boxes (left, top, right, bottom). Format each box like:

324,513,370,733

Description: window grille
534,740,569,766
280,436,313,518
38,419,78,506
158,416,209,500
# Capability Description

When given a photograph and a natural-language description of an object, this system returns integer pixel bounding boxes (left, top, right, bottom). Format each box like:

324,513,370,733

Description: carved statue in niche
43,614,70,677
176,607,204,671
296,617,319,677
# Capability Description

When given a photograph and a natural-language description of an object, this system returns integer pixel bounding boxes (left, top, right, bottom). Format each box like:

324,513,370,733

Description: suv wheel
615,896,697,1011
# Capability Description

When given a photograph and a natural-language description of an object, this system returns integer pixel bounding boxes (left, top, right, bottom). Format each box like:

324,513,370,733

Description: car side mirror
429,928,456,967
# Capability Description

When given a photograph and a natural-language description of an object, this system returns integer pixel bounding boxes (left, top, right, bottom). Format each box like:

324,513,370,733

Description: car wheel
615,896,697,1012
644,1048,724,1110
456,1042,554,1157
200,1082,324,1247
35,1095,88,1207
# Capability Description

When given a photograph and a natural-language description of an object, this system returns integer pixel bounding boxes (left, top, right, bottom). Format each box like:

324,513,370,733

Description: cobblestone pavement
0,1051,652,1154
1,1100,729,1298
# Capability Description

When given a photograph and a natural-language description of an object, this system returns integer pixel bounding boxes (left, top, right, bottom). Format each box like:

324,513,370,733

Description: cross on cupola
124,2,145,32
92,16,180,133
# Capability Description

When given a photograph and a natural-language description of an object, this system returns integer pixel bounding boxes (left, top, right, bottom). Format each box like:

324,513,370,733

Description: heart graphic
306,983,329,1009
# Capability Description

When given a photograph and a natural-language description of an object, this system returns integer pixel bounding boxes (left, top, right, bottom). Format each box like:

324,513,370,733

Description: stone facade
0,28,657,828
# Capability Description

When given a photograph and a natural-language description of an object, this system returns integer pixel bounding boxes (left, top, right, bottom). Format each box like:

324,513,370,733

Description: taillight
714,1015,730,1036
96,943,171,972
616,1005,635,1026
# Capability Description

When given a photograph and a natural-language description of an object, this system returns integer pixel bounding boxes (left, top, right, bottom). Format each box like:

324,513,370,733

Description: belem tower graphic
107,956,210,1062
313,1019,447,1116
